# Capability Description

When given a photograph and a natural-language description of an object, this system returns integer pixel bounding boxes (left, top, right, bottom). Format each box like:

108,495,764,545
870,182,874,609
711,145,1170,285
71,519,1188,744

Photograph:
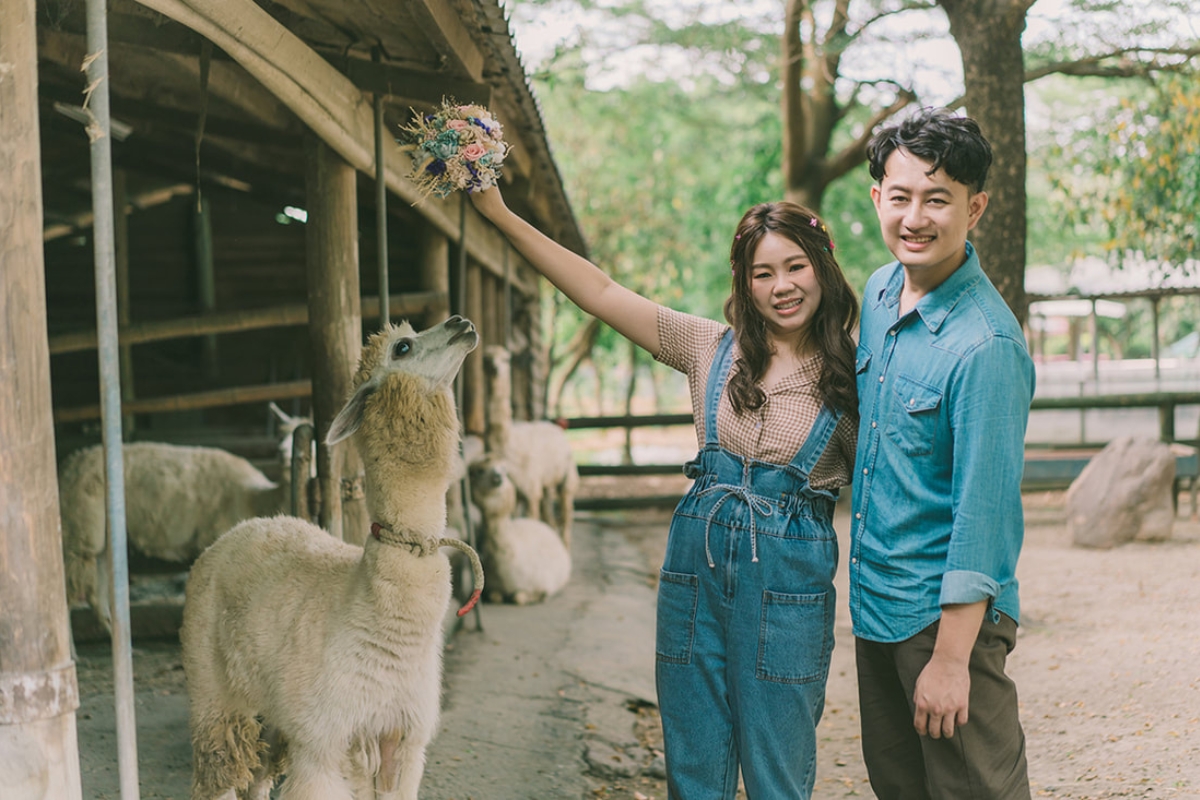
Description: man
851,107,1035,799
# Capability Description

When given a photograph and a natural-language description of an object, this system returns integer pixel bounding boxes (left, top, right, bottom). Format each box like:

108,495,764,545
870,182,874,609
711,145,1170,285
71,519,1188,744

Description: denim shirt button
855,512,861,519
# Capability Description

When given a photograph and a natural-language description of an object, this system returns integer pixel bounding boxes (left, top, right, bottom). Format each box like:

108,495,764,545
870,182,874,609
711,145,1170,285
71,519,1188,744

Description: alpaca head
468,455,517,521
326,316,478,448
325,317,478,533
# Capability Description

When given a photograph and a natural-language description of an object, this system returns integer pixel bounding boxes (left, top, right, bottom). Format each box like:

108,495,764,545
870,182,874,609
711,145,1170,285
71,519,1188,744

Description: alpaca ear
268,401,293,425
326,382,375,445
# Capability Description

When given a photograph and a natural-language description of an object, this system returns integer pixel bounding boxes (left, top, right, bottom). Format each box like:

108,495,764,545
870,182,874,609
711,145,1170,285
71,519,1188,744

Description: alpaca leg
94,547,114,635
557,483,574,550
527,484,545,527
277,752,355,800
190,711,262,800
377,734,430,800
242,726,284,800
539,489,556,533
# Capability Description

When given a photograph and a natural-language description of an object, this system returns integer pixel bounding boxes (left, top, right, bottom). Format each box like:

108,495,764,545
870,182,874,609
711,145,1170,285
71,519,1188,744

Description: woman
471,187,858,799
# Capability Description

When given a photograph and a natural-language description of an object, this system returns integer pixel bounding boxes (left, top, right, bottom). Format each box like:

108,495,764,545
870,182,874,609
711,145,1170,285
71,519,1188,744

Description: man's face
870,148,988,286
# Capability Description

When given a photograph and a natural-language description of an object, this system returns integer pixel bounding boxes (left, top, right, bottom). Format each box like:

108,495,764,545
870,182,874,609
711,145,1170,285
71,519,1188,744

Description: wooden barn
2,0,585,792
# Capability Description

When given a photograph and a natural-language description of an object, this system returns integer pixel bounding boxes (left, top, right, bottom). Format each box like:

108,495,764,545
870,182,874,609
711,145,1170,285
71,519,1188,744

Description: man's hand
913,600,987,738
913,654,970,738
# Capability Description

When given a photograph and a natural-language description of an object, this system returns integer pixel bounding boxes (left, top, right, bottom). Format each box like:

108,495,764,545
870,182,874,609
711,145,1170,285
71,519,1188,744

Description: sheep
58,407,308,635
469,454,571,605
180,315,485,800
481,345,579,547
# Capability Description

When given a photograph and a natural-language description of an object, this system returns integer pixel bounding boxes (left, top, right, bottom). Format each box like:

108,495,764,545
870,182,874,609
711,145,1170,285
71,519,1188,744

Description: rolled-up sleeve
940,334,1035,608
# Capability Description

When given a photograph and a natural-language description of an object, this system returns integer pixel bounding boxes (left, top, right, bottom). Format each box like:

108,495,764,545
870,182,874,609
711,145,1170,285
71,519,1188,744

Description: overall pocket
886,374,941,457
756,589,833,684
656,570,699,664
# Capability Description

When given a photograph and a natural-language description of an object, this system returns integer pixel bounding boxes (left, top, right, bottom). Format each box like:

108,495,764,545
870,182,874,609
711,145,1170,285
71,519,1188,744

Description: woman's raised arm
470,187,661,357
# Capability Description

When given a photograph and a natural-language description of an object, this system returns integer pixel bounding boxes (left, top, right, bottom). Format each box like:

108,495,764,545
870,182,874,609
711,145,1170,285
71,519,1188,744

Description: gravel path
74,489,1200,799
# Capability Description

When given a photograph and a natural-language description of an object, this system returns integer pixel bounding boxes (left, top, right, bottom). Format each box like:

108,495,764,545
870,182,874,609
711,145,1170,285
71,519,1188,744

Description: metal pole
455,194,481,629
84,0,140,796
373,47,390,329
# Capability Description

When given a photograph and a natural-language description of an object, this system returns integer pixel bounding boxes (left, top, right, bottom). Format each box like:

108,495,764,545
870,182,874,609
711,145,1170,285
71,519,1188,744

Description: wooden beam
53,379,314,424
47,292,448,354
406,0,486,80
0,0,82,791
343,59,490,107
132,0,517,278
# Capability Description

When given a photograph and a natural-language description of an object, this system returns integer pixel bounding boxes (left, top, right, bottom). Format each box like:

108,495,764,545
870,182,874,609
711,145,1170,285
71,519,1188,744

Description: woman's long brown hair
722,202,859,420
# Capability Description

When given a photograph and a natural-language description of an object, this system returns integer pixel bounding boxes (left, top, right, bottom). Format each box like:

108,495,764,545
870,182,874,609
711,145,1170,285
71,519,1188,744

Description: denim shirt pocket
854,347,873,391
887,374,941,457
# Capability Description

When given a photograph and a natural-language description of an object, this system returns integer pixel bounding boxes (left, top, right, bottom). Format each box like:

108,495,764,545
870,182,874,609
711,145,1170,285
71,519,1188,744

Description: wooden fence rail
563,391,1200,480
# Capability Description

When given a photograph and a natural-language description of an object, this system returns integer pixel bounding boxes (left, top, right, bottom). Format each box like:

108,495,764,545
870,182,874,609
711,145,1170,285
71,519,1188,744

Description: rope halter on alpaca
370,521,484,616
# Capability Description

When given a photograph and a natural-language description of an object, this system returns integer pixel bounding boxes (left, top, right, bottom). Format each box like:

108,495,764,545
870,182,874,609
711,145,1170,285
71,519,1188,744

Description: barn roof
35,0,587,256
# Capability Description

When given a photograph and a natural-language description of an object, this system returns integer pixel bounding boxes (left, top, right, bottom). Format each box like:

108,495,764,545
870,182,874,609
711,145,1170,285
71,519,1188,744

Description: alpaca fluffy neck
356,376,459,541
484,364,512,455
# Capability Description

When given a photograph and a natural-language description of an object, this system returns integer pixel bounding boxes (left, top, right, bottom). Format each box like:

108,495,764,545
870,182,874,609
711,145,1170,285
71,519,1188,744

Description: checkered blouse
653,307,856,491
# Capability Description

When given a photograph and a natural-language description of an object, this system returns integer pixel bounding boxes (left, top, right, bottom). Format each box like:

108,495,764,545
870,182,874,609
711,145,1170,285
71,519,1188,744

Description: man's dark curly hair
867,107,993,193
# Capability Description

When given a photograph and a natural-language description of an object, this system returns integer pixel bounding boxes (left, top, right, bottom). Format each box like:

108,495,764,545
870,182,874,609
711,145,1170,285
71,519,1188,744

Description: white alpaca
181,316,484,800
482,346,579,546
58,406,308,634
445,432,484,541
469,454,571,605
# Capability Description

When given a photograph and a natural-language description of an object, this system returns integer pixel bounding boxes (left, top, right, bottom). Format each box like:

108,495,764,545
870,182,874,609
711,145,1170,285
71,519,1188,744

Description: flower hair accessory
400,98,510,199
809,216,835,252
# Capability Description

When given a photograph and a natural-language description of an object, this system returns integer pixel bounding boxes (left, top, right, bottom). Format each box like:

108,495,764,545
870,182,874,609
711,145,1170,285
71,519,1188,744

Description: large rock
1066,435,1175,548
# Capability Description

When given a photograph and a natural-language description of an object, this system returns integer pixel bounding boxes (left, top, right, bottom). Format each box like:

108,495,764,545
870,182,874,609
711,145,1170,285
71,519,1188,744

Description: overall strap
701,329,737,446
788,404,842,476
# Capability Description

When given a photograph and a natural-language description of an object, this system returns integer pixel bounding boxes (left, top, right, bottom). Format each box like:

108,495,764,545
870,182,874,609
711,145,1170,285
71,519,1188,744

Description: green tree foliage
529,50,784,410
1067,73,1198,267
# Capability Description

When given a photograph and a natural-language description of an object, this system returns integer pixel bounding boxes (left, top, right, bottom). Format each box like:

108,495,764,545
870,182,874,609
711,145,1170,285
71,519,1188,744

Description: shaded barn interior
36,0,586,471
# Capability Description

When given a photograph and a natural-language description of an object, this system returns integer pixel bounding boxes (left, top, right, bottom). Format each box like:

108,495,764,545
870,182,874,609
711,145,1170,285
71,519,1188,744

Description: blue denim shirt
850,242,1035,643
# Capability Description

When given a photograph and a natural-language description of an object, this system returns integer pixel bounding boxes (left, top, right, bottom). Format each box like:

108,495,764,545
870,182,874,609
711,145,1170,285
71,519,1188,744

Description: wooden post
304,136,368,544
418,225,451,324
0,0,83,793
463,263,486,435
1088,299,1098,384
1160,403,1176,444
1151,296,1161,380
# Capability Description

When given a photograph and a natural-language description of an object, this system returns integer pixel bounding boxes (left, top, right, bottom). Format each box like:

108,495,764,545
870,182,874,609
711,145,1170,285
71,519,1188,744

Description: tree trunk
940,0,1033,324
622,339,638,465
547,316,601,417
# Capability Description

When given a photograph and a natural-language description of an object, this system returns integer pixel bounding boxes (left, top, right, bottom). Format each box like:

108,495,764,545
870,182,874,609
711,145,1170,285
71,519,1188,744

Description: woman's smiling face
749,232,822,346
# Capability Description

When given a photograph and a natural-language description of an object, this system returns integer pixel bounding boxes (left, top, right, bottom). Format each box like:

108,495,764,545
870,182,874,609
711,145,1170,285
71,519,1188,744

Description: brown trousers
855,613,1031,800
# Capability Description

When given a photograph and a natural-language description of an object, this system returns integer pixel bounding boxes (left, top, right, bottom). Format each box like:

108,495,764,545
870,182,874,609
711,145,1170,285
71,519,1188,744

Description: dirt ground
73,483,1200,799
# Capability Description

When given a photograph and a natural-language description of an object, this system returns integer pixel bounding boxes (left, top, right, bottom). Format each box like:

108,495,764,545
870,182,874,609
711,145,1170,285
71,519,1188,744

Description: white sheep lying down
59,435,294,635
182,316,483,800
469,455,571,606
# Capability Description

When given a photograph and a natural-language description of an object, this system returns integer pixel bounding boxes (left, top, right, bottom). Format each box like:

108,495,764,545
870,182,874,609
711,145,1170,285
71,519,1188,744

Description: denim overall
655,330,840,800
